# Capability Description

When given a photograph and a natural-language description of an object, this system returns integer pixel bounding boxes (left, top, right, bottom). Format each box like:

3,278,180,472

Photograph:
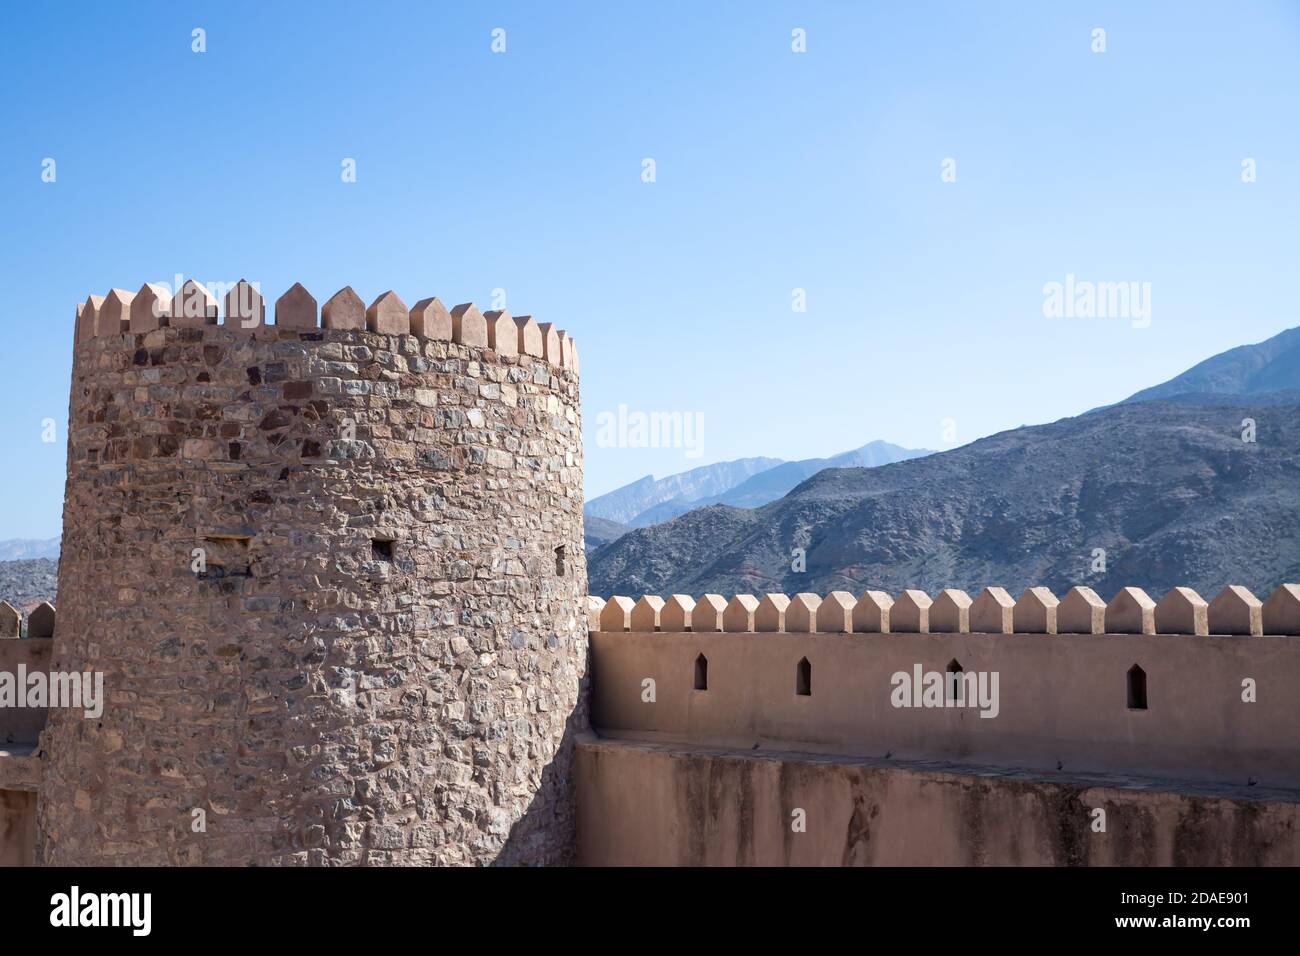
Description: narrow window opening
372,538,393,562
946,658,964,703
555,545,566,576
796,657,812,697
1127,664,1147,710
694,654,708,691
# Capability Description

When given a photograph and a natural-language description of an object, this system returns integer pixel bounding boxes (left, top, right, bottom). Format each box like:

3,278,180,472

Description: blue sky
1,1,1298,538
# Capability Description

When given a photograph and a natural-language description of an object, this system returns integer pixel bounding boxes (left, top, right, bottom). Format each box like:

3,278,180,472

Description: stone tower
36,280,587,865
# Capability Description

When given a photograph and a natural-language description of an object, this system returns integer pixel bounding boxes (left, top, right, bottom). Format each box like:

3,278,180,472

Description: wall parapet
591,584,1300,636
75,281,578,373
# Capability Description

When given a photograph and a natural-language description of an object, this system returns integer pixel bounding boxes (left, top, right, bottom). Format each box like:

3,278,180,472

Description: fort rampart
29,280,588,865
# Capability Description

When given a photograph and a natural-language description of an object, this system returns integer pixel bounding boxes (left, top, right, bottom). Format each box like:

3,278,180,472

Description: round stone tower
37,280,588,865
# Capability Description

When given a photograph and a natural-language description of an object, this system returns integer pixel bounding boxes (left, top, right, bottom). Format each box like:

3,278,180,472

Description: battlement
586,584,1300,793
590,583,1300,635
73,281,578,373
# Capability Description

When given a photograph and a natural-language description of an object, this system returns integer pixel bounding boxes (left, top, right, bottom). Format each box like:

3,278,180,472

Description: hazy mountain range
583,441,930,551
590,325,1300,599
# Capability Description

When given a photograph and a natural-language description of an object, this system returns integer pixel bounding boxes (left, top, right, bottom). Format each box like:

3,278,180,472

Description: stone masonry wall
38,285,587,865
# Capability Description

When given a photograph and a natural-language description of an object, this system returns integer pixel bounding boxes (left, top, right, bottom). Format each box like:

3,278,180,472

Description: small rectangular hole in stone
372,539,394,562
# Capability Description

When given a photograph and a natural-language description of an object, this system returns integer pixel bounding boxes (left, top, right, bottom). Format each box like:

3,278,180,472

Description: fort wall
588,587,1300,789
35,281,587,865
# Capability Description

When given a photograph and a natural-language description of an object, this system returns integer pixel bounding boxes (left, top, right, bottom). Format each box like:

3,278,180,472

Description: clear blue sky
1,1,1297,538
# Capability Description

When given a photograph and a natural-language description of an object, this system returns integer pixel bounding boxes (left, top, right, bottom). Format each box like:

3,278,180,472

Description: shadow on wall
494,667,591,867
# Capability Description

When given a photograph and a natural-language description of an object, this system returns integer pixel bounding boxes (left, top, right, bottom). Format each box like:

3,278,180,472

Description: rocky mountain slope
589,398,1300,599
0,558,58,611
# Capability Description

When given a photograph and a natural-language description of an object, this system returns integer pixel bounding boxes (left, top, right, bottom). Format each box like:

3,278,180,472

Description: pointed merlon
275,283,318,329
930,588,972,633
514,315,543,357
450,303,488,348
570,339,580,375
723,594,759,632
0,600,18,638
1155,586,1208,636
785,593,821,632
483,310,519,356
556,330,571,368
1057,586,1105,634
537,322,562,366
1208,585,1262,636
1262,583,1300,635
755,593,791,632
660,594,696,632
891,590,931,633
1105,587,1156,635
98,288,135,336
170,279,218,328
1013,587,1059,634
366,290,410,335
598,595,635,633
225,279,265,332
410,297,452,340
691,594,726,632
970,586,1015,634
322,286,366,330
130,283,172,333
76,294,104,344
816,591,855,633
853,590,892,633
28,601,56,638
561,332,577,371
629,595,665,632
586,595,606,632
